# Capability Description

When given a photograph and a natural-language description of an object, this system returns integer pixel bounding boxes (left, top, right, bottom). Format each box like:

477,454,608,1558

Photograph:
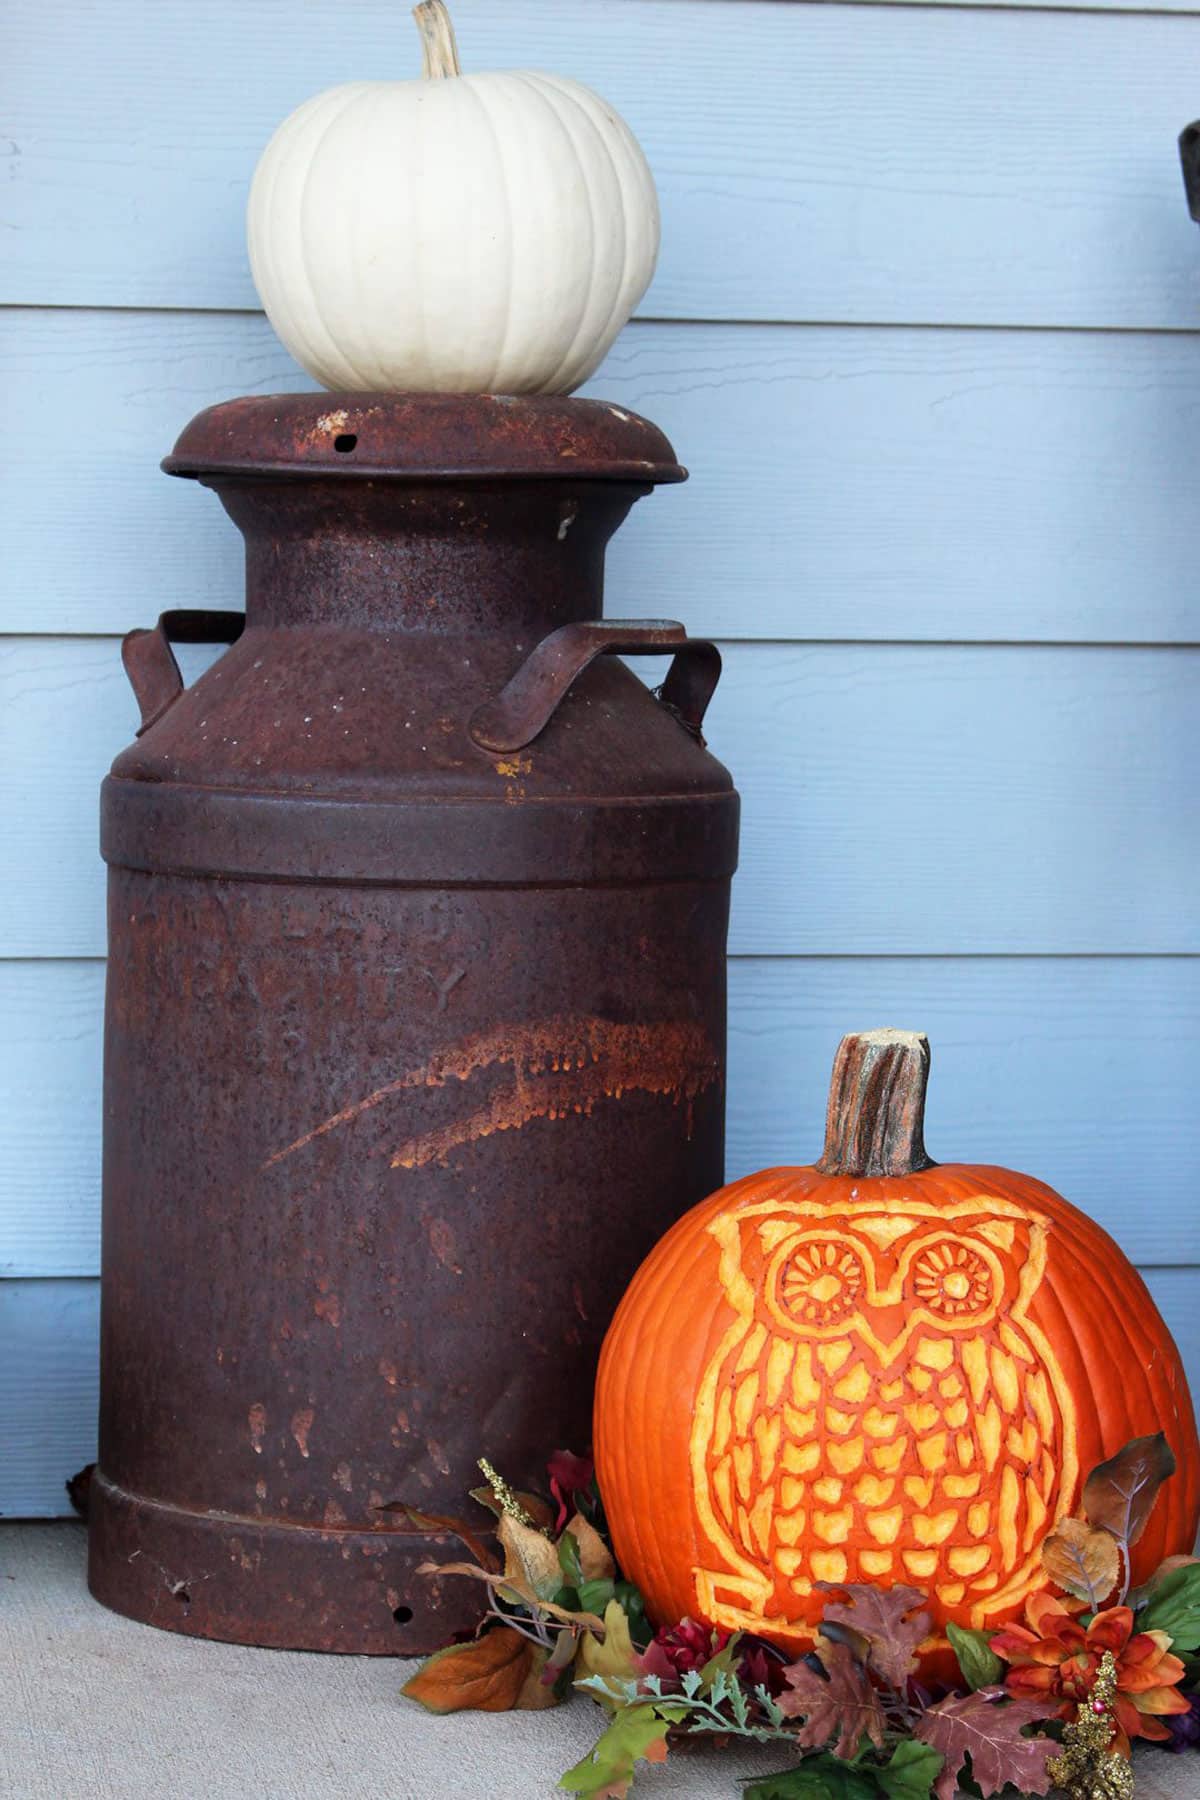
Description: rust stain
255,1479,268,1501
291,1407,315,1458
391,1017,720,1171
378,1357,398,1387
248,1403,267,1455
323,1499,347,1526
314,1292,342,1328
427,1217,463,1275
264,1014,720,1172
427,1438,452,1476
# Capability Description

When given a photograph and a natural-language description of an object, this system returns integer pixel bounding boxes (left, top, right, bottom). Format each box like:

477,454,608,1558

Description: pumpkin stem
413,0,462,79
816,1028,937,1178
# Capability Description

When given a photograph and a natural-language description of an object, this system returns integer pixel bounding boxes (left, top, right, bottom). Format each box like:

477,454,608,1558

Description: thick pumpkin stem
816,1028,937,1178
413,0,462,79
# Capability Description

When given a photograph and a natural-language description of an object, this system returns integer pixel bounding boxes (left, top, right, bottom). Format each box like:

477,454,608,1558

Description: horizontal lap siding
5,309,1200,643
6,2,1200,327
3,0,1198,1517
1,637,1194,957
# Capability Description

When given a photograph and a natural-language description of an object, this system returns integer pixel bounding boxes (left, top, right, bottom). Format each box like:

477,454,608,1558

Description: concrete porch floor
2,1525,1197,1800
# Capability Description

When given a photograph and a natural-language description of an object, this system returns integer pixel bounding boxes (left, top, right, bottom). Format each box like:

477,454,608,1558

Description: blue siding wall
2,0,1197,1513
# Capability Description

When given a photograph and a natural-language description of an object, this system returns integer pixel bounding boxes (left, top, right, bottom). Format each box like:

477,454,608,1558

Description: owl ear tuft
976,1220,1017,1253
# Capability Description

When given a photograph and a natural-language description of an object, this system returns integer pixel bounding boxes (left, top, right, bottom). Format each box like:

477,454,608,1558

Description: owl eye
911,1241,994,1318
778,1240,865,1326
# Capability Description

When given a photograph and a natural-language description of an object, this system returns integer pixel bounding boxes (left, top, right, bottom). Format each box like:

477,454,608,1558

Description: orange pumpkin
595,1030,1200,1656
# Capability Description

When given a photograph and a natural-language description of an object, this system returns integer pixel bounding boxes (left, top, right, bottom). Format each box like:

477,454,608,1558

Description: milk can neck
211,477,636,634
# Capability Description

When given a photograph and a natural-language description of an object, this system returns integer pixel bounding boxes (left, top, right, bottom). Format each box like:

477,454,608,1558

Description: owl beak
869,1301,915,1363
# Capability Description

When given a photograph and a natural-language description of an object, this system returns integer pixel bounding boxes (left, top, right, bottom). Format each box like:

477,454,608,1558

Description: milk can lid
162,393,688,485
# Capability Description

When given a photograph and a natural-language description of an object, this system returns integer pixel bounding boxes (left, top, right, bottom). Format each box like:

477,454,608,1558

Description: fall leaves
394,1436,1200,1798
1039,1433,1177,1613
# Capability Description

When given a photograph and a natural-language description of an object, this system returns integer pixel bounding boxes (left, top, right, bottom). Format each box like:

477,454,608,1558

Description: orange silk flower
991,1594,1191,1756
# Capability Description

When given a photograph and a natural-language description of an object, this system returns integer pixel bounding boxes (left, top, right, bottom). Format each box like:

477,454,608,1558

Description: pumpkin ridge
294,85,377,389
461,76,517,395
516,73,604,397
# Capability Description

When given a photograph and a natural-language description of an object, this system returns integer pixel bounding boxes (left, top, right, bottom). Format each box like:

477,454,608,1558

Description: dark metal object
467,619,721,752
122,610,246,734
1180,122,1200,221
91,393,739,1655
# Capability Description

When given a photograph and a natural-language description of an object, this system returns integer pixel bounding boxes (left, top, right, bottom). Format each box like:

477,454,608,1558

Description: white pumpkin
246,1,660,395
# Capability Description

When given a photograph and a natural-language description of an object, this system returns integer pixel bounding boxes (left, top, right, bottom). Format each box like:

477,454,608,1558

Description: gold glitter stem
477,1457,537,1529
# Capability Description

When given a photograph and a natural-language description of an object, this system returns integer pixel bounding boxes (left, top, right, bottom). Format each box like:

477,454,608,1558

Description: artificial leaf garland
398,1436,1199,1796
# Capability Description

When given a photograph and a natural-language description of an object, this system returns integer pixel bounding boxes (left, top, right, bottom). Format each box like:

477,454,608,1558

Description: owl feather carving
690,1194,1078,1636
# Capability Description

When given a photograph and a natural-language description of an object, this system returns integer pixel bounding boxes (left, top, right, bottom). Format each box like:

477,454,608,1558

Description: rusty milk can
90,393,739,1652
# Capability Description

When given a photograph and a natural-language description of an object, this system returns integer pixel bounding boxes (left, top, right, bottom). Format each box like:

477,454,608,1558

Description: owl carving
690,1194,1079,1637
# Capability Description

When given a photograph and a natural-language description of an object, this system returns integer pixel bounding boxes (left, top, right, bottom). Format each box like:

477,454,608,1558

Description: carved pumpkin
594,1030,1200,1653
246,1,659,395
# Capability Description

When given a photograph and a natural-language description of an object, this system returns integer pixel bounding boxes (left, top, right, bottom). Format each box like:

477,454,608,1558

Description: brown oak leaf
372,1501,498,1572
777,1638,887,1760
1041,1517,1122,1609
1082,1432,1177,1550
915,1689,1058,1800
401,1626,557,1713
816,1581,933,1687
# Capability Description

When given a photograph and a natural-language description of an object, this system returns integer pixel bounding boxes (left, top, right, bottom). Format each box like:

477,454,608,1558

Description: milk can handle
468,619,722,754
122,609,246,736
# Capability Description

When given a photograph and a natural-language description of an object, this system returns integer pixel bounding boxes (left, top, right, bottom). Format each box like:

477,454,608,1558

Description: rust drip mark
378,1357,399,1388
390,1017,721,1171
264,1015,720,1172
291,1407,315,1458
248,1403,267,1455
314,1291,342,1329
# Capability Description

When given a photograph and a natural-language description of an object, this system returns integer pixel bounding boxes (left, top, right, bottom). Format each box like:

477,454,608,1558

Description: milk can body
91,395,738,1652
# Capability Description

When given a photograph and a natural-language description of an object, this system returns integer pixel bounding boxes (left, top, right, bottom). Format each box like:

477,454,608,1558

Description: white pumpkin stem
413,0,462,79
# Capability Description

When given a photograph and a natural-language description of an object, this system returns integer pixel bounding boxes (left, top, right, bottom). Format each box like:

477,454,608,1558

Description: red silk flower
991,1593,1190,1756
